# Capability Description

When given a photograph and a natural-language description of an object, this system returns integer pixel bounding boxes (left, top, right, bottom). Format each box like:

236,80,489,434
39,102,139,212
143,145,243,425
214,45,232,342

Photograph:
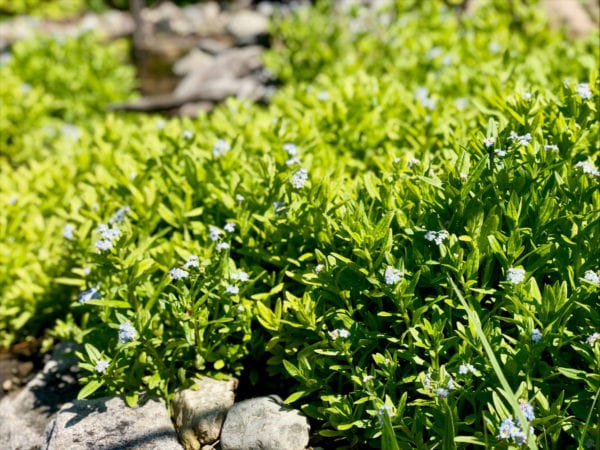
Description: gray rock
196,37,234,55
173,48,215,76
220,395,310,450
46,396,183,450
225,10,269,45
174,46,263,98
172,377,237,450
0,341,80,450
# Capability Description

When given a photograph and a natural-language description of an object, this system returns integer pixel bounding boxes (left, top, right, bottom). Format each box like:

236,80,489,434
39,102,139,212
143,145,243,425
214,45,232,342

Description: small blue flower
95,239,113,252
78,287,101,304
230,271,250,282
224,222,236,233
118,322,137,343
384,266,402,285
109,206,131,225
458,363,475,375
169,268,189,280
586,332,600,345
498,418,513,439
291,168,308,189
216,242,230,252
329,328,350,339
95,359,109,374
377,404,393,426
226,284,239,295
63,224,75,240
283,143,298,155
425,230,449,245
213,139,230,157
484,137,496,147
208,225,221,242
519,400,535,421
531,328,542,343
183,255,199,269
436,388,449,398
507,267,526,284
576,82,592,99
584,270,600,285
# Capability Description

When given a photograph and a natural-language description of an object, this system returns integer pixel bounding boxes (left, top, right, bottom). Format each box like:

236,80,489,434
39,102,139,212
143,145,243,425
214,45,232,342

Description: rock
543,0,597,38
0,341,80,450
174,46,264,98
225,10,270,45
220,395,310,450
173,48,215,76
172,377,237,450
197,37,234,55
46,396,183,450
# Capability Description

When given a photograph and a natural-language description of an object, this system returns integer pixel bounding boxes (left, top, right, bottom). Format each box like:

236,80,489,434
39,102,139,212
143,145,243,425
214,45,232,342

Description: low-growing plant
0,1,598,448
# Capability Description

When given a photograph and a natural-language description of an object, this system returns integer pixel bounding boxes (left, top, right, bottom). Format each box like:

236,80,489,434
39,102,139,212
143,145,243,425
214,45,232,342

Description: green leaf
77,380,104,400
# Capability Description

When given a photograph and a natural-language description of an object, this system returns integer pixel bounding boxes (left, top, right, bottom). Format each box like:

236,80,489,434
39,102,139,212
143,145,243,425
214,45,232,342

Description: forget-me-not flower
224,222,236,233
78,287,101,304
384,266,403,285
586,332,600,345
183,254,199,269
329,328,350,339
507,267,526,284
63,224,75,240
576,82,592,99
95,359,109,374
291,168,308,189
459,363,475,375
169,268,189,280
216,242,230,252
118,322,137,343
208,226,221,242
226,284,239,295
531,328,542,343
213,139,231,157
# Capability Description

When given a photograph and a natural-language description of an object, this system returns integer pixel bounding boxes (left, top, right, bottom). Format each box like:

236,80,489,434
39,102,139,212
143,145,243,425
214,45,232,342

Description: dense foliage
1,1,598,448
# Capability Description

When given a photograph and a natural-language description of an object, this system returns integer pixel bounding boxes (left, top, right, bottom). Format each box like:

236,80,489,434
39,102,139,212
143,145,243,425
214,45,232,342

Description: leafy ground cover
1,1,599,448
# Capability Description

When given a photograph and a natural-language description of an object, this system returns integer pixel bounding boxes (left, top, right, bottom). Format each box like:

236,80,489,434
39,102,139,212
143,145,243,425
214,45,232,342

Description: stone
220,395,310,450
225,10,269,45
171,377,237,450
174,46,264,98
173,48,215,76
0,341,80,450
46,396,183,450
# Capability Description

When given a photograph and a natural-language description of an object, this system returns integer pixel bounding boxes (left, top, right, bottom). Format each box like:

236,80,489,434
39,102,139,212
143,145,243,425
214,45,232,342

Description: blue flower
291,168,308,189
519,400,535,421
78,287,101,304
63,224,75,240
169,268,189,280
226,284,239,295
95,239,113,252
576,82,592,99
507,267,526,284
498,418,513,439
458,363,475,375
224,222,236,233
531,329,542,343
183,254,199,269
436,388,449,398
95,359,109,374
384,266,402,285
213,139,230,157
109,206,131,225
118,322,137,343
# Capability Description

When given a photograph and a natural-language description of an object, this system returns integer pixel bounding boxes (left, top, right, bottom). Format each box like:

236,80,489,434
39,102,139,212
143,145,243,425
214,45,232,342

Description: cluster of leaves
0,32,135,349
0,1,598,448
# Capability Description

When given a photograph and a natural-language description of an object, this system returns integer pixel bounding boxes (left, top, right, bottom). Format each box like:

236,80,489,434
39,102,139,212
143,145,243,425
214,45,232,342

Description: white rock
46,396,183,450
173,48,214,76
226,10,269,45
220,395,310,450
